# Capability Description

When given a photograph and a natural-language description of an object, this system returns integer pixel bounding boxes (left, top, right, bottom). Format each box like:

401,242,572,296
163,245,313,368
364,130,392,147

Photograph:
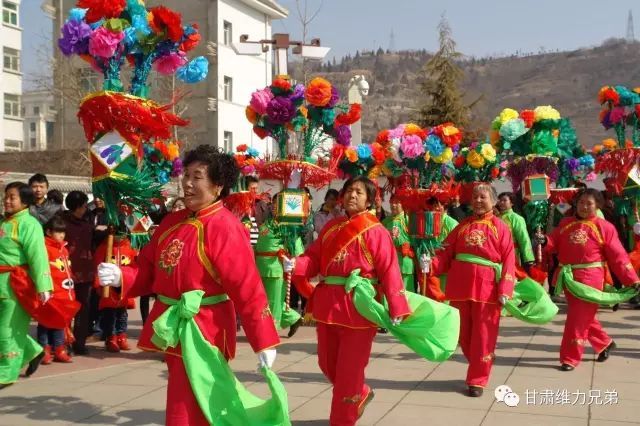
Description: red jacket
45,236,75,302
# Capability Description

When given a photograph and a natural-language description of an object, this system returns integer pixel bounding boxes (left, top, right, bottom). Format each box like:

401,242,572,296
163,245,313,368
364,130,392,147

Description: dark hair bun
183,145,239,197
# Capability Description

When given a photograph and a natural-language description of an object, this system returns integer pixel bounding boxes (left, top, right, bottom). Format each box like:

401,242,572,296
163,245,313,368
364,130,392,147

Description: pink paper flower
400,134,424,158
155,51,188,75
585,172,597,182
88,27,124,59
609,106,626,125
388,124,406,140
250,88,274,115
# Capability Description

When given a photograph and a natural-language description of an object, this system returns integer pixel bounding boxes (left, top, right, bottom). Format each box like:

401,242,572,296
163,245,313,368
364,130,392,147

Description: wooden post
102,226,116,298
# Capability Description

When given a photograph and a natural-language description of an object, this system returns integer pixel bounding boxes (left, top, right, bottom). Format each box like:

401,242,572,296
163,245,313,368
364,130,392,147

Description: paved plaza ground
1,299,638,426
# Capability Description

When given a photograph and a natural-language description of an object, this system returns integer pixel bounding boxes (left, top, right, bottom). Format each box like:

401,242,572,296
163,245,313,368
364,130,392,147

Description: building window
46,121,54,147
79,68,99,93
223,76,232,101
29,122,36,132
33,106,39,115
2,1,18,26
223,21,233,46
4,94,21,118
3,47,19,72
4,139,22,152
223,131,233,151
30,137,36,148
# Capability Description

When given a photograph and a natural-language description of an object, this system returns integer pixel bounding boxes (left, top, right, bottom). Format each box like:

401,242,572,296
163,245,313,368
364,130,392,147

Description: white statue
347,75,368,145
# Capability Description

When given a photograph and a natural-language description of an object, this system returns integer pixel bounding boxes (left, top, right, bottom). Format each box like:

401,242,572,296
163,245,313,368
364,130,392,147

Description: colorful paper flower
180,24,201,52
335,103,362,126
533,105,561,122
149,6,184,42
155,51,188,75
334,125,352,146
519,110,535,128
400,134,424,158
424,134,444,157
499,118,527,142
345,147,358,163
289,83,305,102
253,126,270,139
436,123,462,147
266,97,296,125
598,86,620,105
245,106,258,125
176,56,209,83
305,77,333,107
602,138,618,150
58,19,92,56
357,144,372,160
609,106,626,125
77,0,126,24
272,77,292,93
499,108,519,124
88,27,125,59
250,88,274,115
480,144,497,162
466,150,485,168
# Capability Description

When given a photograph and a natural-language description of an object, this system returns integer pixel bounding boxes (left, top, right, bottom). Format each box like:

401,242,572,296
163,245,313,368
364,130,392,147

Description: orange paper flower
345,147,358,163
305,77,333,107
245,106,258,124
272,77,292,92
602,138,618,150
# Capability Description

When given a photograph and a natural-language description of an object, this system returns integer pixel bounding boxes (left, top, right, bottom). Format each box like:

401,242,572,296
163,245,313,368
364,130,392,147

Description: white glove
97,263,122,288
282,256,296,273
498,295,509,306
38,291,52,304
257,348,277,370
391,317,402,326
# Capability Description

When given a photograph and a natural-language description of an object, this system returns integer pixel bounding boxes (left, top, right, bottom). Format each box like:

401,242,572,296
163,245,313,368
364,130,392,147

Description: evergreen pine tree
412,16,471,128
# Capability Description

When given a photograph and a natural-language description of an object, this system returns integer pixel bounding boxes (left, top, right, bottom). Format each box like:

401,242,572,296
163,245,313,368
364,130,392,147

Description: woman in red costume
431,183,516,397
546,188,640,371
97,146,280,426
286,176,411,426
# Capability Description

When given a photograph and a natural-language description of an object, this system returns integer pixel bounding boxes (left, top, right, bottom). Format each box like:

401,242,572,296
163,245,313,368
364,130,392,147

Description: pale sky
22,0,640,89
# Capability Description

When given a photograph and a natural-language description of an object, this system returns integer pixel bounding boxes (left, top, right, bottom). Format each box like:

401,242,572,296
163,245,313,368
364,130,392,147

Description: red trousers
316,322,377,426
560,289,612,367
450,300,501,387
165,355,208,426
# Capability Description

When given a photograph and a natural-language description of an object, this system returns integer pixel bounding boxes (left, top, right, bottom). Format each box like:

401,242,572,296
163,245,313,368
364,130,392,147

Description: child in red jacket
39,216,75,364
93,232,137,352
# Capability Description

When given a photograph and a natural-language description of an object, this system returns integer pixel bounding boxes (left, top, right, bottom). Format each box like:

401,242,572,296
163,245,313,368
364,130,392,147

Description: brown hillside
293,40,640,147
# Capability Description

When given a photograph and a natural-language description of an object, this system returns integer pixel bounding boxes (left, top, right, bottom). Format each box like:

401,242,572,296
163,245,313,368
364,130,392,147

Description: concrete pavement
0,300,638,426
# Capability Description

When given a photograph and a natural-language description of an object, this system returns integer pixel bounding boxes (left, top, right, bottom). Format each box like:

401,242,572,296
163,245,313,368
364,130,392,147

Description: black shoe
597,341,616,362
287,318,302,338
73,346,89,356
468,386,483,397
25,352,45,377
612,303,619,312
377,328,388,334
0,383,13,391
560,363,575,371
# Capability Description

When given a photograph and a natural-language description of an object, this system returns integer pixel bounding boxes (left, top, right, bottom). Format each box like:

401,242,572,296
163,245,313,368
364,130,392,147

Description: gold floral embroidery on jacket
569,229,589,246
482,353,495,363
159,239,185,274
465,229,487,247
261,306,273,319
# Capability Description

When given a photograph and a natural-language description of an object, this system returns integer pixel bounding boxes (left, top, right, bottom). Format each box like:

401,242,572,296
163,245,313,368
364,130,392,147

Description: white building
22,90,55,151
49,0,288,154
1,0,23,152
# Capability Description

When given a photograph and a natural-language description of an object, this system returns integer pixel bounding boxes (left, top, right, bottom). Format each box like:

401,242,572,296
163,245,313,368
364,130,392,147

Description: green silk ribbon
555,263,639,305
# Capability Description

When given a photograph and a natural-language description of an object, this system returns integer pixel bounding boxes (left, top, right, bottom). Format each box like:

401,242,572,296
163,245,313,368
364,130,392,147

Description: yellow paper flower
533,105,561,122
299,106,308,118
423,152,431,162
404,123,422,134
345,147,358,163
467,150,486,169
499,108,519,124
433,147,453,164
602,138,618,150
480,144,496,162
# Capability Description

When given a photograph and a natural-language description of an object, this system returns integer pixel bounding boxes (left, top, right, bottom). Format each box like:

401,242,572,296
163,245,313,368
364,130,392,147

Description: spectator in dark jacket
62,191,94,355
29,174,63,224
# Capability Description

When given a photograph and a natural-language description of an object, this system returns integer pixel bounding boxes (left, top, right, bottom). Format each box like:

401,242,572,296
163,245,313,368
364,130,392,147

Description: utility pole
627,10,635,42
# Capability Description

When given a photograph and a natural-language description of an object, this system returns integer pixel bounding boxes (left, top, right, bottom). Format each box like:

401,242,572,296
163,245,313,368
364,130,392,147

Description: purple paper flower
289,83,305,102
327,87,340,108
266,97,296,125
566,158,580,171
334,125,351,146
171,158,184,177
58,19,92,56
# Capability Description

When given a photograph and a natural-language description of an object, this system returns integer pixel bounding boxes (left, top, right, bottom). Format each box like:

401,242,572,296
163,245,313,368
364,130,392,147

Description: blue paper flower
425,134,444,157
67,8,87,22
578,155,595,167
247,147,260,157
357,144,372,160
131,14,151,36
176,56,209,83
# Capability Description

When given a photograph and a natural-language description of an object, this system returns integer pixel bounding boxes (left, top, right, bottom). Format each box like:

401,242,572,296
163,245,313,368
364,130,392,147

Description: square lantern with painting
522,174,551,202
274,189,310,225
408,211,442,239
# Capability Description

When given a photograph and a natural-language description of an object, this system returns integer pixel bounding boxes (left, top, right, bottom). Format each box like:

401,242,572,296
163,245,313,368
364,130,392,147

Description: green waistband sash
152,291,290,426
556,263,639,305
455,253,502,283
324,270,460,362
455,253,558,324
